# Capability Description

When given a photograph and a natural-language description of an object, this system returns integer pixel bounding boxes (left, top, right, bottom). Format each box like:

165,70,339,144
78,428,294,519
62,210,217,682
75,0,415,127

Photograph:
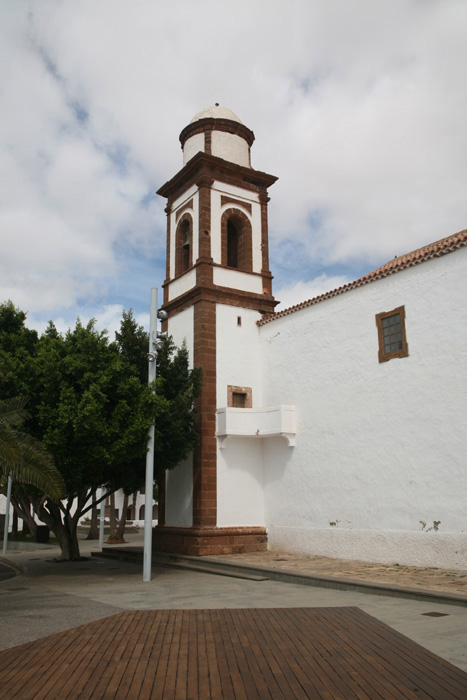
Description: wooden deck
0,607,466,699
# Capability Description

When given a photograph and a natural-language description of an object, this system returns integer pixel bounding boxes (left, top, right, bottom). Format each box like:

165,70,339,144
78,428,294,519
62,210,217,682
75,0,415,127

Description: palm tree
0,396,65,501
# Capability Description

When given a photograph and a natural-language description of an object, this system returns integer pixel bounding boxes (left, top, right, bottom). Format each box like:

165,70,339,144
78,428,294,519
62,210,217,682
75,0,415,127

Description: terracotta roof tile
258,229,467,326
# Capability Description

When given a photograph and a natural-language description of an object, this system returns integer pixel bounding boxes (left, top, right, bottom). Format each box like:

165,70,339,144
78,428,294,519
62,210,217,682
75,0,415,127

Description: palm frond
0,396,31,428
0,398,66,501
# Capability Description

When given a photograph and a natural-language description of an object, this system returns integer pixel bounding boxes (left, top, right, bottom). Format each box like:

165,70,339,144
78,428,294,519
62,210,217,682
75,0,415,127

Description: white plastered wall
164,305,195,526
211,132,250,167
216,304,265,527
183,133,204,165
259,249,467,569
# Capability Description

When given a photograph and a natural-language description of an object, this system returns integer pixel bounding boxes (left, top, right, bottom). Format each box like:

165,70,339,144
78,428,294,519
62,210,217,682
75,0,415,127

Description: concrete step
92,547,268,581
91,546,467,607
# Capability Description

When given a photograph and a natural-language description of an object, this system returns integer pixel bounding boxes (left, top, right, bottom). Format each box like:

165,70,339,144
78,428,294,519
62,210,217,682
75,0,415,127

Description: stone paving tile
208,550,467,597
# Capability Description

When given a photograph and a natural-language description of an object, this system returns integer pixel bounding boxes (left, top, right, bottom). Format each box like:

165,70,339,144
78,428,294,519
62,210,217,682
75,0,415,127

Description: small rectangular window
227,385,252,408
232,392,246,408
375,306,409,363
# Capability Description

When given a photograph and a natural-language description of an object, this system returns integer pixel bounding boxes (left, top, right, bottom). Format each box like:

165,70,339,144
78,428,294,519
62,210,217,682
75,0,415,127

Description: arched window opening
221,208,252,272
227,220,238,268
175,217,192,276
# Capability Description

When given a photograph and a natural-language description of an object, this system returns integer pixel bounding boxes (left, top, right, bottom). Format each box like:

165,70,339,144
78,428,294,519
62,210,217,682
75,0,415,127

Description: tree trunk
12,509,18,537
35,497,83,560
10,492,37,538
107,492,117,541
110,493,128,544
86,492,99,540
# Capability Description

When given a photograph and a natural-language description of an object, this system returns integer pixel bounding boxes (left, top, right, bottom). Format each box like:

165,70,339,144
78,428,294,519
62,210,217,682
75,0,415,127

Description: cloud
275,274,353,312
0,0,466,330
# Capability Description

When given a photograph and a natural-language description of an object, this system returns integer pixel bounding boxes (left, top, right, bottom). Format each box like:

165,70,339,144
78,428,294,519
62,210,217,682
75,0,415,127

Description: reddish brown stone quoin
152,526,268,555
154,110,279,554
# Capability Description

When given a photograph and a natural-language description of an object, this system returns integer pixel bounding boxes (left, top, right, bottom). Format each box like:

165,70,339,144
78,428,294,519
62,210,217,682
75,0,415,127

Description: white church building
152,104,467,571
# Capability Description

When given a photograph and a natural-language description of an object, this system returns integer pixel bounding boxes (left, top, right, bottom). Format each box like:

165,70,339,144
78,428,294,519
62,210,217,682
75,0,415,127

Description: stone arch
175,213,193,276
220,208,252,272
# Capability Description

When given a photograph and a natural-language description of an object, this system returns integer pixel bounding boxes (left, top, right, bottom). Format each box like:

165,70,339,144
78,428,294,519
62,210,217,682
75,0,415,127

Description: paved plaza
0,533,466,698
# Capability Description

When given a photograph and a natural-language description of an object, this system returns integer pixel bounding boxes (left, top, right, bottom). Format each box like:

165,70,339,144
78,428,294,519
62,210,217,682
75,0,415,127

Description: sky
1,0,466,339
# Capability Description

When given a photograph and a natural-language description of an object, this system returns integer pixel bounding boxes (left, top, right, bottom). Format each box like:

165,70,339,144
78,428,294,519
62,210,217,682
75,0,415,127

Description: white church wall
165,455,193,527
213,267,263,294
168,268,197,301
168,305,194,367
216,304,263,408
163,305,195,525
260,249,467,569
216,304,265,526
216,439,265,527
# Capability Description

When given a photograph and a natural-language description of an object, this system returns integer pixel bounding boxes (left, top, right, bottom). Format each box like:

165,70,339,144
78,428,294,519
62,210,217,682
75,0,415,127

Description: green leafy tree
108,312,202,542
31,318,153,559
0,302,64,534
0,303,202,560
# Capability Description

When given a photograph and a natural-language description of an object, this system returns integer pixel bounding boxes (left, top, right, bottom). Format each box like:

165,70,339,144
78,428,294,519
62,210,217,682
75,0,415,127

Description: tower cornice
179,117,255,149
157,152,278,202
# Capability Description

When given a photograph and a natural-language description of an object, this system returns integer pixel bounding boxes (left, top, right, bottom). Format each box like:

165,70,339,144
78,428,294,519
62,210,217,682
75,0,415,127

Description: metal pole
2,475,12,554
143,287,158,582
99,487,105,550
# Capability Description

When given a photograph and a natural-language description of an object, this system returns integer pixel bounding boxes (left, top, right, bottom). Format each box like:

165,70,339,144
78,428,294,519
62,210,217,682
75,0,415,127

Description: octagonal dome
190,104,243,124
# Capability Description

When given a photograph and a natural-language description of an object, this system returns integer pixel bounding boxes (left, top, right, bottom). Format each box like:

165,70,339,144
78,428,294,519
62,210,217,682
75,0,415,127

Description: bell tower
153,105,278,555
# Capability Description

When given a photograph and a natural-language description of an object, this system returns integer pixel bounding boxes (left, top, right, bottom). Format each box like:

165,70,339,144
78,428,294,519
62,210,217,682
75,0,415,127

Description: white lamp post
2,475,12,554
143,288,167,582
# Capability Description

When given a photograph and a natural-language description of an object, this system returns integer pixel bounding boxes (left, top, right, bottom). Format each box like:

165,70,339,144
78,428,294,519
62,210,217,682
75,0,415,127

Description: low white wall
260,249,467,569
267,527,467,570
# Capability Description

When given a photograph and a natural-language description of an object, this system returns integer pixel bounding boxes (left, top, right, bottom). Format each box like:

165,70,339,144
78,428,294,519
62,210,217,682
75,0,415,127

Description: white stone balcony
216,405,296,448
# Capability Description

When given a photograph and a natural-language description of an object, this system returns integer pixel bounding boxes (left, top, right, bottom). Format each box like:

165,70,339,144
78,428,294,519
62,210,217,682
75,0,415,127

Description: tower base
152,526,268,556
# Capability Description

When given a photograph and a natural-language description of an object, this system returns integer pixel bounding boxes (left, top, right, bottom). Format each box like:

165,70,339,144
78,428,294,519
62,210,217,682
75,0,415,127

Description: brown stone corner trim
152,526,268,556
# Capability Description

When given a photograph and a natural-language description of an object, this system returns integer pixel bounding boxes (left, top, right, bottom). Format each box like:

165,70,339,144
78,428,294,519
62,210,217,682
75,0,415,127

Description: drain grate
422,612,449,617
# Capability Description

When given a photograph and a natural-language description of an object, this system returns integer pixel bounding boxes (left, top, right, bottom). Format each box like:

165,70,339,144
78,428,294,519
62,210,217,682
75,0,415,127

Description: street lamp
143,288,167,582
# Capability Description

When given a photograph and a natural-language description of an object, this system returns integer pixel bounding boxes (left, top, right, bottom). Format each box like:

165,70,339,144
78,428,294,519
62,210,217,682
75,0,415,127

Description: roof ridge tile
259,229,467,326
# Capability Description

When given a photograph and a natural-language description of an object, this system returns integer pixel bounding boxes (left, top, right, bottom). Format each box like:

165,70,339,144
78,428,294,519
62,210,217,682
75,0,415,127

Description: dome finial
190,105,243,124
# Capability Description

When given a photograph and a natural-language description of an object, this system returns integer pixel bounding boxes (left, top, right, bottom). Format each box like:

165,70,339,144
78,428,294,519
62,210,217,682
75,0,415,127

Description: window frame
375,305,409,363
227,385,252,408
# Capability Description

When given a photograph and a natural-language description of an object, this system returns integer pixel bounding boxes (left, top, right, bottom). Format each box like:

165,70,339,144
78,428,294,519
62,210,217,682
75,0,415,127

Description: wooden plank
266,608,371,700
136,610,172,700
293,607,419,699
198,608,223,700
1,607,466,700
343,607,467,699
243,607,324,699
